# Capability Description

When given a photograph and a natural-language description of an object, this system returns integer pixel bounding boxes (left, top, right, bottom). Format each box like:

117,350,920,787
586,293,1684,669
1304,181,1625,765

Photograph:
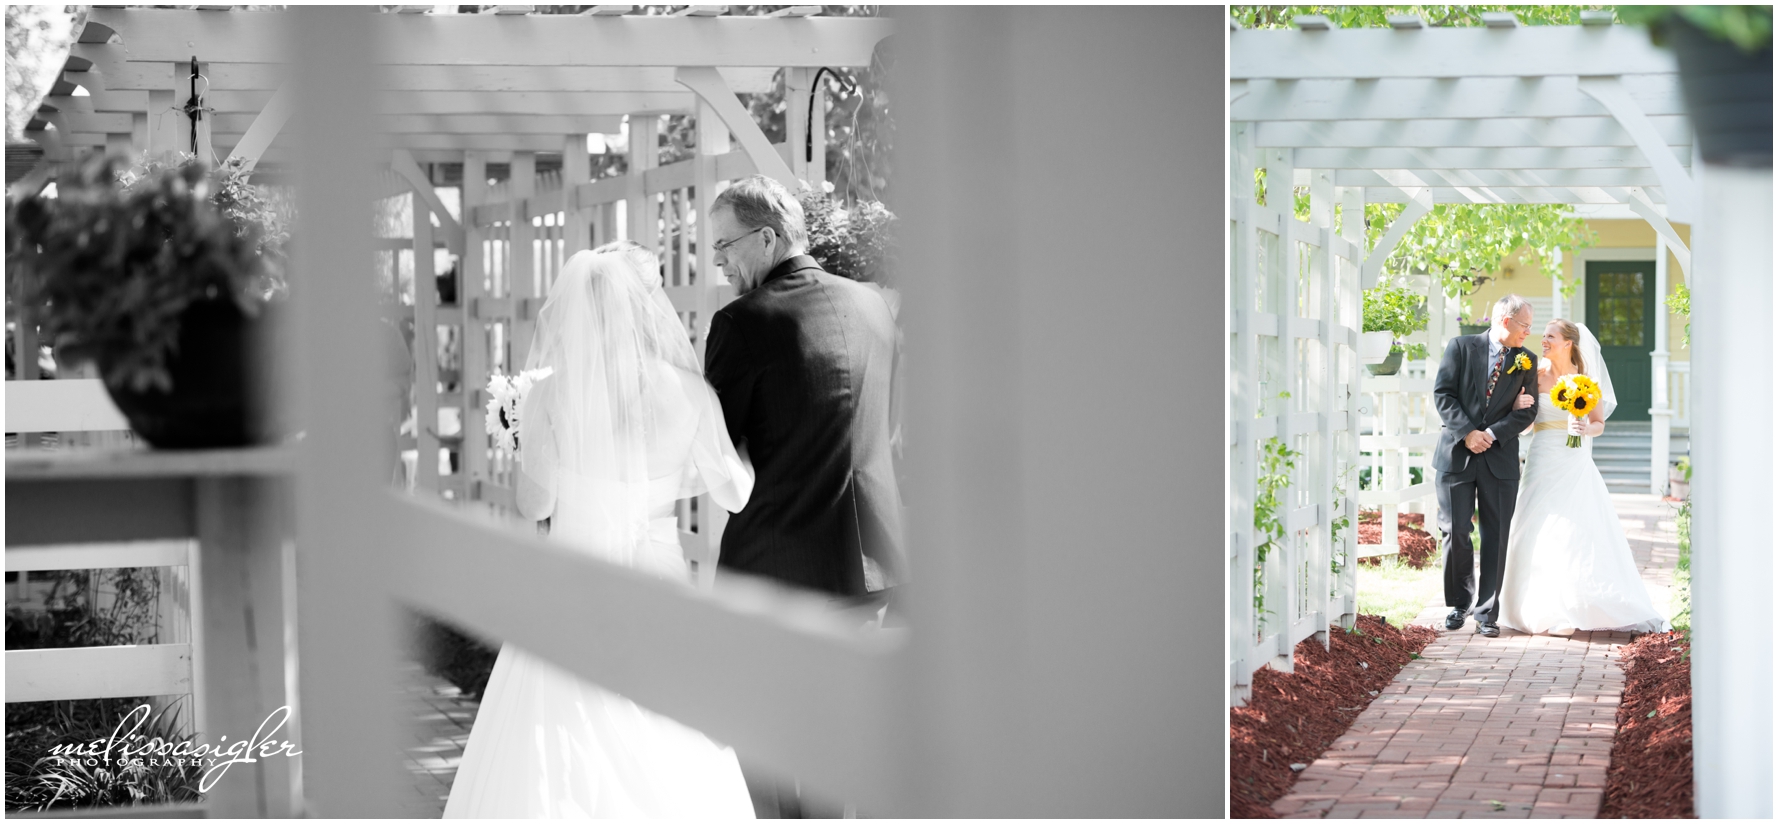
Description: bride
1496,319,1669,636
443,242,757,818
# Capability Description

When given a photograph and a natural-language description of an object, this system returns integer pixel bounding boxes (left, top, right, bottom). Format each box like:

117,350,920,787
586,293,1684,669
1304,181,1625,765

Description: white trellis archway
1228,13,1770,818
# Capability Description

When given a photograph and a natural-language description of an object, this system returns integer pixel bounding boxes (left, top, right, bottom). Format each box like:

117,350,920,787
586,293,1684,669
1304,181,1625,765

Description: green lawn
1356,557,1444,628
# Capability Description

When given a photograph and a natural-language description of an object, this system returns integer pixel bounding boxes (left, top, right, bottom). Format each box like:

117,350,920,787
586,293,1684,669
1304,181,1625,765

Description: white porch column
1689,161,1774,819
1648,235,1672,495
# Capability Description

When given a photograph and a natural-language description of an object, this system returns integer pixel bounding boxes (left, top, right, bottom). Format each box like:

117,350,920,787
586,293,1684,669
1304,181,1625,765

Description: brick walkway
1272,494,1681,819
398,659,478,818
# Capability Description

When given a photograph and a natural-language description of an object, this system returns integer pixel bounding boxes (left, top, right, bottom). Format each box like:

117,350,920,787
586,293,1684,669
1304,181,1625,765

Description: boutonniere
1506,352,1532,375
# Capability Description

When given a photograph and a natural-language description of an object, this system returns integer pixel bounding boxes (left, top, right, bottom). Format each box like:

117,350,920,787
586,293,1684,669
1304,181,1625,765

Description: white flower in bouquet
484,367,552,455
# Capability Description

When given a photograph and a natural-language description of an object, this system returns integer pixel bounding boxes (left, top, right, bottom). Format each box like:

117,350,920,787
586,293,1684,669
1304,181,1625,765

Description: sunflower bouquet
1549,373,1602,448
484,368,553,456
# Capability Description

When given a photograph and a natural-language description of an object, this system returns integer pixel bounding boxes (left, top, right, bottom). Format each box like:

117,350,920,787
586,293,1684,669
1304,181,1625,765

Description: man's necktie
1485,348,1505,402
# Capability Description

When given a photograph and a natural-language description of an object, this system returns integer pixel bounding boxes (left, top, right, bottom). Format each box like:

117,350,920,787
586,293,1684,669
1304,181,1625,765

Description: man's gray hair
1492,294,1532,323
711,174,808,250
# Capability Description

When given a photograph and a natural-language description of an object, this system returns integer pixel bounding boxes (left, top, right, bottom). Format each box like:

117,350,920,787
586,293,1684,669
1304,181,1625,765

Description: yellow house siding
1457,219,1690,363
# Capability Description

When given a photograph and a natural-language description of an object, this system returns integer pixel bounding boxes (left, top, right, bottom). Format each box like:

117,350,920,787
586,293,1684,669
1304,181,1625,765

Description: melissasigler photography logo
45,703,300,793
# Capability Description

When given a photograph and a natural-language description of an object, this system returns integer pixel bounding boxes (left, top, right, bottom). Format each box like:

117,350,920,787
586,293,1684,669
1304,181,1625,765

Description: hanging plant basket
1669,16,1773,168
99,298,281,450
1459,323,1489,336
1358,331,1395,364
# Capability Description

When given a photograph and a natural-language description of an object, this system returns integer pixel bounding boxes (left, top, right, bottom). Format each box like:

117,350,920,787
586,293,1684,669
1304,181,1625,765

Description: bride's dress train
1496,395,1669,635
441,497,755,818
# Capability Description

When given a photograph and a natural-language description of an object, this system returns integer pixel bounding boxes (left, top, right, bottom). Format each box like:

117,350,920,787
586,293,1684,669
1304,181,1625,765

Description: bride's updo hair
1550,319,1585,375
589,239,662,290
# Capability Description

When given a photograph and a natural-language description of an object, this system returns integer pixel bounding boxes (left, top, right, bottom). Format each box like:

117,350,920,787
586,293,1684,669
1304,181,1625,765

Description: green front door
1584,260,1656,422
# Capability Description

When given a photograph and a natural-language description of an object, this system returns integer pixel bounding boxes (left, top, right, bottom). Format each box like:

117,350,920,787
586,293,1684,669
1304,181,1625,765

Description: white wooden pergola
9,6,1227,818
1229,13,1770,818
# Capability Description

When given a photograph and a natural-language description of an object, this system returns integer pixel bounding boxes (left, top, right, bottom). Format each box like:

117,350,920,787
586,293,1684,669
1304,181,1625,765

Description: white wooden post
782,66,813,182
508,152,537,371
1264,147,1295,671
626,115,659,248
1307,167,1334,647
148,63,178,158
413,193,441,494
1228,121,1259,703
563,134,591,254
1688,162,1773,819
1649,234,1672,495
460,150,491,502
287,7,407,815
690,96,731,587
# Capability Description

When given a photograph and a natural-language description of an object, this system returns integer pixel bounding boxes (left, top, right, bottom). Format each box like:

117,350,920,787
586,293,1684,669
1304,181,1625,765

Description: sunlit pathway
399,660,477,817
1272,494,1681,819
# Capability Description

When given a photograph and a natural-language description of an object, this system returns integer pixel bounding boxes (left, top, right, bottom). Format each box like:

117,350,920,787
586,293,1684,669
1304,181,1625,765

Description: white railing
1668,361,1690,430
1355,367,1439,559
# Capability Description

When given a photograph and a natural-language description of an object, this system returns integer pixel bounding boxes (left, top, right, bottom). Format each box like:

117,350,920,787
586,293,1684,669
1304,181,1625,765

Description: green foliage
1365,202,1596,310
5,699,203,812
1675,455,1691,482
1254,435,1301,634
1361,279,1429,338
6,569,160,651
7,153,287,394
1398,342,1431,360
1664,282,1691,348
1253,167,1312,221
797,191,898,284
1233,5,1618,29
1618,5,1774,52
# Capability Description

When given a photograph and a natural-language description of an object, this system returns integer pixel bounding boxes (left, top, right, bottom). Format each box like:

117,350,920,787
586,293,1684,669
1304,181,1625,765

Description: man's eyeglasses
1504,315,1532,331
712,226,767,254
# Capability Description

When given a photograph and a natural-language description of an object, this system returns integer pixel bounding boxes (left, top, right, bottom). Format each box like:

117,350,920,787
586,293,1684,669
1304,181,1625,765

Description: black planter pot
102,298,278,449
1669,16,1773,168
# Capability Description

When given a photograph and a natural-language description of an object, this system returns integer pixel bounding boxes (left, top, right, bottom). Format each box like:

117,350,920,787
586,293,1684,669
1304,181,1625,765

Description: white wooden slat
7,541,192,572
1230,25,1676,80
90,9,894,68
6,644,193,703
43,88,150,113
385,496,902,811
1231,74,1685,122
1338,167,1667,189
675,67,798,188
1256,115,1693,150
1361,376,1434,394
1359,433,1438,450
1357,481,1436,507
4,378,130,433
1287,316,1322,340
1285,504,1321,532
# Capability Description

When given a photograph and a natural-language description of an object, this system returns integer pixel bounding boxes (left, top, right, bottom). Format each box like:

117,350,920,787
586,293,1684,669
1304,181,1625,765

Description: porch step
1586,422,1687,493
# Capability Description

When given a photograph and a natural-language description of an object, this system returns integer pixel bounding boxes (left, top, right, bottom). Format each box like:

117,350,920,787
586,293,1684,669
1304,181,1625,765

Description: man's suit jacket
1432,333,1540,480
704,254,904,597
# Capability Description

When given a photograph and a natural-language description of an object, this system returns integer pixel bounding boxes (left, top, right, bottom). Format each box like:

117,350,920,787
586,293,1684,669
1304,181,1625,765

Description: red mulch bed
1229,614,1438,818
1356,510,1438,569
1600,631,1695,818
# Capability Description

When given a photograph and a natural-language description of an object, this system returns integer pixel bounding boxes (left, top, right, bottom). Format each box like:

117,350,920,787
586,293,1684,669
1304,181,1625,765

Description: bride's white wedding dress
443,246,756,818
1496,392,1669,635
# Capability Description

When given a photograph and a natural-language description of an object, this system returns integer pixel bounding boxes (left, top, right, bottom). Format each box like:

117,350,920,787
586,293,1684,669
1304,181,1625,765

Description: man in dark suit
1432,294,1539,638
703,175,903,817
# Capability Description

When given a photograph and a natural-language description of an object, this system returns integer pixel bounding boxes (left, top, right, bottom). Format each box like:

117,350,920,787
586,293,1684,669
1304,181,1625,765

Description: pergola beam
224,84,292,175
675,66,798,187
1255,115,1691,150
1231,24,1675,80
1361,194,1430,289
67,56,776,94
1334,167,1667,188
88,9,892,68
1619,186,1692,274
209,113,626,136
1292,146,1689,171
1232,75,1685,122
1577,75,1698,222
